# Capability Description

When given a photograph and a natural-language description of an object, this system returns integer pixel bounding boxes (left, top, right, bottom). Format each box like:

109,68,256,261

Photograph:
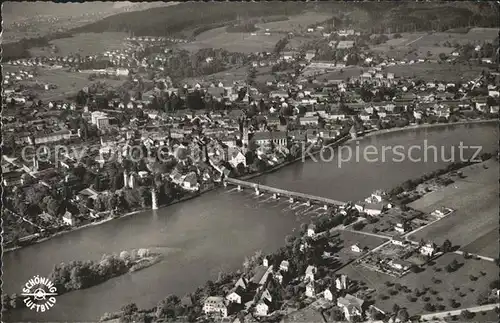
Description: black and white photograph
1,1,499,322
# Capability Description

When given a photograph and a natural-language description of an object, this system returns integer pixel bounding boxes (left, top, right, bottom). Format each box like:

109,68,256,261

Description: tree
121,303,138,316
9,294,22,309
46,198,61,216
424,303,435,312
441,239,452,253
439,53,448,61
397,309,409,322
461,310,474,319
392,304,400,314
2,294,11,311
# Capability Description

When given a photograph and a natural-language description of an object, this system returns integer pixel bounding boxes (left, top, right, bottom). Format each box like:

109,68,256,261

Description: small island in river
1,248,162,314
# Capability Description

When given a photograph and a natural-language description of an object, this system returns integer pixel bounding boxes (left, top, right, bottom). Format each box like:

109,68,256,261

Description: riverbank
239,135,351,181
359,119,499,140
5,120,496,253
3,187,214,253
3,249,163,315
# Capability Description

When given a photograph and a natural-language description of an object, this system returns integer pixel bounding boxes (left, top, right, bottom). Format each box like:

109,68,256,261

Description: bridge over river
224,177,345,209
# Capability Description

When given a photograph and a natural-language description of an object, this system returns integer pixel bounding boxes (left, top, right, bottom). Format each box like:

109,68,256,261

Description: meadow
408,159,499,259
370,28,498,60
384,62,486,82
14,67,125,101
340,252,498,316
29,32,129,57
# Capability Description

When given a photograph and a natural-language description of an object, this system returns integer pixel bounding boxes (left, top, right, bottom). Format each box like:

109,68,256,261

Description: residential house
475,99,488,112
203,296,228,317
324,286,335,301
391,236,407,246
229,151,246,169
364,202,385,216
182,172,199,191
335,274,349,290
305,50,316,61
226,286,244,304
251,131,287,148
388,259,412,272
32,129,72,145
351,244,363,253
337,294,365,322
304,265,317,282
3,170,23,187
394,221,411,234
255,299,271,316
307,224,316,237
251,265,273,286
305,281,316,298
420,242,437,257
62,211,75,226
300,116,320,126
279,260,289,272
76,187,99,202
234,277,248,290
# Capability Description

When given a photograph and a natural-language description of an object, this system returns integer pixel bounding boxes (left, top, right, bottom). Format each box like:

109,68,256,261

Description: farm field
370,28,499,60
384,62,485,82
181,65,273,86
308,66,365,81
182,12,332,53
181,26,282,53
13,67,125,101
408,159,499,258
29,32,129,57
339,252,498,316
255,12,332,32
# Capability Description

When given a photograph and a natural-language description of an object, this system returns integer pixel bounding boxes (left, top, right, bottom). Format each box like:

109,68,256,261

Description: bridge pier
289,197,294,203
255,187,260,196
237,185,242,191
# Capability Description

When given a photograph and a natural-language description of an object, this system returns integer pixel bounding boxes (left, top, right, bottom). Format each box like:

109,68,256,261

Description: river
3,122,498,322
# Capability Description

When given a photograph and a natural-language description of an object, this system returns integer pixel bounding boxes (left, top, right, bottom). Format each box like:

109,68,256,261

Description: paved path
453,250,496,262
419,303,499,320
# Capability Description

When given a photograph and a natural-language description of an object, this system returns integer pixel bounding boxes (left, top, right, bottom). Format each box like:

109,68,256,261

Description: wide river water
3,123,498,322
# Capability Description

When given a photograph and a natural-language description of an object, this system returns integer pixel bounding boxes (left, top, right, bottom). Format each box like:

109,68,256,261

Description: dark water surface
3,123,498,322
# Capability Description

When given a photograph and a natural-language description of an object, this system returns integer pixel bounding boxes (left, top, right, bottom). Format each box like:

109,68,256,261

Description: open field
408,159,499,258
181,65,274,86
444,309,499,322
29,32,129,57
340,252,498,315
9,67,125,101
370,28,499,60
282,306,325,323
181,12,332,53
384,62,486,82
181,26,282,53
335,230,388,264
255,12,332,32
307,66,365,81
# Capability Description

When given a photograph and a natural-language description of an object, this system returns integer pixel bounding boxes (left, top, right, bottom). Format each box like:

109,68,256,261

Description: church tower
151,189,158,210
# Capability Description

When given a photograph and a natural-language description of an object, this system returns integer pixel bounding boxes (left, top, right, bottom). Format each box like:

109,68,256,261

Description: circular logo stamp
21,275,57,312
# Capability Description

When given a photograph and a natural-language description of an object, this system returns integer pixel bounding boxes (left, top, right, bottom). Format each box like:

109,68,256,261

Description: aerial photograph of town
1,1,499,323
